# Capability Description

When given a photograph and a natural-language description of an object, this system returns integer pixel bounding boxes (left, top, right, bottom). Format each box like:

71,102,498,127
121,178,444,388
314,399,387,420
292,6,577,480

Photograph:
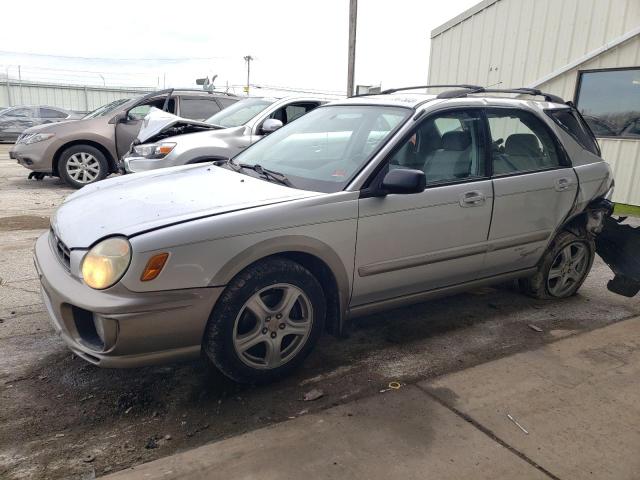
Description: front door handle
460,190,486,207
555,177,572,191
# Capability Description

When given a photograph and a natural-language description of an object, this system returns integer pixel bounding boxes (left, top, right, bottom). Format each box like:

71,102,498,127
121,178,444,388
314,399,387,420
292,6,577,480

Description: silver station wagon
35,85,636,383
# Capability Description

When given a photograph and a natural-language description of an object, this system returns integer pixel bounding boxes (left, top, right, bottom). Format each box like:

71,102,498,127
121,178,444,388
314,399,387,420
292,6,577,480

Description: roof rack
380,84,483,94
436,87,564,103
351,84,482,98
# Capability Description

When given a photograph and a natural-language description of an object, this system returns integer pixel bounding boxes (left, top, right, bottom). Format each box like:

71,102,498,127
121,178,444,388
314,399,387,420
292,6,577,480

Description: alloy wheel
65,152,101,184
547,241,589,297
232,283,313,370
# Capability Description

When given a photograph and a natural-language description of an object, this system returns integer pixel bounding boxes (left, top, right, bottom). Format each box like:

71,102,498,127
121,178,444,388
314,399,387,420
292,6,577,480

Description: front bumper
11,140,57,172
34,232,224,368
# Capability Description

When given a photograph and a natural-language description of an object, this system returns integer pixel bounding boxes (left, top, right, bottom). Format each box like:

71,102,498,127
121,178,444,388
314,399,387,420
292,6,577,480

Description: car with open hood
34,85,638,384
120,96,328,173
10,89,239,188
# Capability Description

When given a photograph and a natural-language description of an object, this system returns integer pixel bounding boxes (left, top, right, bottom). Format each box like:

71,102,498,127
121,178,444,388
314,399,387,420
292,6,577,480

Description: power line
0,50,233,62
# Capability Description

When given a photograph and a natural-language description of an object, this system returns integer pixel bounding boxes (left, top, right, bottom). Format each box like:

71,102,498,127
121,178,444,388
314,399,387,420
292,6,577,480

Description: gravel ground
1,144,639,479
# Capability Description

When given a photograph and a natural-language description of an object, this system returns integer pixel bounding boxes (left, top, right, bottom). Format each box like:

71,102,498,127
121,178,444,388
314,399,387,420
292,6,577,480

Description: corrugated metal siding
428,0,640,205
600,139,640,205
429,0,640,88
536,35,640,100
0,81,153,112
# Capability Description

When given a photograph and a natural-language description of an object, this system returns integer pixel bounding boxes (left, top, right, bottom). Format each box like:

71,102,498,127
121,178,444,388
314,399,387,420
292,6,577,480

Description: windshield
231,105,411,193
83,98,130,119
205,97,275,127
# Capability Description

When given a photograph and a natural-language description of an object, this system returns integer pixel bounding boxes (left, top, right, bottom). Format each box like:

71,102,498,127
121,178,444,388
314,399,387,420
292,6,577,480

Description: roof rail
436,87,564,103
380,84,483,94
350,84,483,98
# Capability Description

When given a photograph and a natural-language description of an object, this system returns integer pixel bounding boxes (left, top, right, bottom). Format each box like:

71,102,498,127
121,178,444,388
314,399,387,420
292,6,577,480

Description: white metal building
428,0,640,206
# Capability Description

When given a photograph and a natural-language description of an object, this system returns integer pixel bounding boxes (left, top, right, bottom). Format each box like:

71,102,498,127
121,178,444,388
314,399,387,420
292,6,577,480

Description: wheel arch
209,235,351,337
53,140,116,176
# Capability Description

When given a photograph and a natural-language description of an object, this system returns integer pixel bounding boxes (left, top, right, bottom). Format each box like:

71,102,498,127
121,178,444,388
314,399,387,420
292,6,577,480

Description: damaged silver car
34,85,636,384
120,96,327,173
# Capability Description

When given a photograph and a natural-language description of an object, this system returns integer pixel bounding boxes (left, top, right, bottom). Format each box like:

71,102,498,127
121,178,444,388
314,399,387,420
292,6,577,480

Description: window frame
545,107,601,156
258,101,322,133
485,106,571,179
573,66,640,140
362,106,491,193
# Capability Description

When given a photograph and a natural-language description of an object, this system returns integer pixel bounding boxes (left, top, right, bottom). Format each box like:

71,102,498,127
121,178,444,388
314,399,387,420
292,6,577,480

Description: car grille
50,229,71,270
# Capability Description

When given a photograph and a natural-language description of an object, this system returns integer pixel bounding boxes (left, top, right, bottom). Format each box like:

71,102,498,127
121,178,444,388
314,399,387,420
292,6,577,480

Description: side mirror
381,169,426,195
108,111,127,125
261,118,283,134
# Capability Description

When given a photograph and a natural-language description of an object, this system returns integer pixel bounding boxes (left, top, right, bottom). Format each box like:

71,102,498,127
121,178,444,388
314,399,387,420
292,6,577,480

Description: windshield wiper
234,162,293,187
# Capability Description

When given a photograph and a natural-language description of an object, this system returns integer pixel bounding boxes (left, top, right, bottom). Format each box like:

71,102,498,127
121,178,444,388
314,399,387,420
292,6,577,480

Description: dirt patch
0,216,50,232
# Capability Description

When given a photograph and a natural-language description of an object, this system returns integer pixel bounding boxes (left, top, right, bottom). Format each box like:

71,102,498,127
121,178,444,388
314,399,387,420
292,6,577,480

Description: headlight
81,237,131,290
21,133,55,145
132,142,176,159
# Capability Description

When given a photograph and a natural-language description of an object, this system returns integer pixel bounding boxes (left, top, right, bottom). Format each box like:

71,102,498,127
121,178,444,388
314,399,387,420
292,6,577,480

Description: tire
520,230,595,299
203,257,326,384
58,145,109,188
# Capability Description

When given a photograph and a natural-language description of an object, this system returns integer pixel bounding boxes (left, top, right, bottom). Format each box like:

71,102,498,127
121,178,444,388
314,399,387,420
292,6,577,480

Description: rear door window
547,109,600,155
179,97,221,121
40,108,68,119
487,108,563,175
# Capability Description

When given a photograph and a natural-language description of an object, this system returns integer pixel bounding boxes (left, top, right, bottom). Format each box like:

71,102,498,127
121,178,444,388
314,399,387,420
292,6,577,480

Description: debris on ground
507,413,529,434
82,454,95,463
379,381,402,393
145,437,158,449
528,324,543,333
303,389,324,401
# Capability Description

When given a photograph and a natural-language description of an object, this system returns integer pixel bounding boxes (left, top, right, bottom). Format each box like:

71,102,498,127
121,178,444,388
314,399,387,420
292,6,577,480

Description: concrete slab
421,317,640,480
102,385,545,480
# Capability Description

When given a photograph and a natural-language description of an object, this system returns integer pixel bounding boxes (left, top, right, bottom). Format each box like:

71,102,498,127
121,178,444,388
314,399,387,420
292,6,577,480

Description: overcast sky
1,0,477,96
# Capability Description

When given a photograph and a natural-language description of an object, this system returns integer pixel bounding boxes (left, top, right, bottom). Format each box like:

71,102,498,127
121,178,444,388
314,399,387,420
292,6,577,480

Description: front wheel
203,257,326,384
520,230,595,299
58,145,109,188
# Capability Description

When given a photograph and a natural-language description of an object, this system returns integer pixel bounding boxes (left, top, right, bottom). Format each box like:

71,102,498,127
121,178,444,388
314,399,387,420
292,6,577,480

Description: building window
575,68,640,139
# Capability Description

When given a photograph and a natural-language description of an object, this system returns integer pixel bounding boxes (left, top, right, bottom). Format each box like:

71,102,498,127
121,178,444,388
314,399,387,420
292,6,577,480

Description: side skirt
347,267,537,319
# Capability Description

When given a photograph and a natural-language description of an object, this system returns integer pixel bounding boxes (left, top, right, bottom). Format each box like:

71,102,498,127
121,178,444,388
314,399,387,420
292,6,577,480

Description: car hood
21,119,80,134
52,164,322,248
136,107,221,143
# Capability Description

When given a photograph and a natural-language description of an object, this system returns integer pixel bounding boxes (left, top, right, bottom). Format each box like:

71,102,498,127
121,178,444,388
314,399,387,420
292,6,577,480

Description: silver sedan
35,87,629,383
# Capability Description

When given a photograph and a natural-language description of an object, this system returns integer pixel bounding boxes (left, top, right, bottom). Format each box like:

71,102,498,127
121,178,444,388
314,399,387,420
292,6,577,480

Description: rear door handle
555,177,572,191
460,190,486,207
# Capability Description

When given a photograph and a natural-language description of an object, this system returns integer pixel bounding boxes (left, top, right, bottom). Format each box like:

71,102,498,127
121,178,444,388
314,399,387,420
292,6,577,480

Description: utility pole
244,55,253,95
347,0,357,97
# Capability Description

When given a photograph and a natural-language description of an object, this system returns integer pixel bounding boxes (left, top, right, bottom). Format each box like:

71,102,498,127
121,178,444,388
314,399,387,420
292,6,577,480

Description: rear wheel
520,230,594,299
203,257,325,384
58,145,109,188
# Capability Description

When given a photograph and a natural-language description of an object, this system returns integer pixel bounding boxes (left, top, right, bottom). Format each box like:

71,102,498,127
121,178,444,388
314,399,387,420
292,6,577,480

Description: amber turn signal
140,253,169,281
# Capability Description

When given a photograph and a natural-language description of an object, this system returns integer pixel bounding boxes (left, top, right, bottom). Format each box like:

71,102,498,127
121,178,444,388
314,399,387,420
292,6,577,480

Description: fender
209,234,351,324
